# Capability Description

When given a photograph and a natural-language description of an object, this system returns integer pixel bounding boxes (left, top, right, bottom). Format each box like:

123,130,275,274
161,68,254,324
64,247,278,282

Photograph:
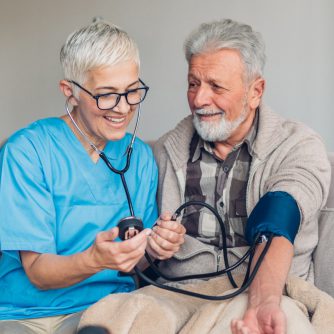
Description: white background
1,0,333,149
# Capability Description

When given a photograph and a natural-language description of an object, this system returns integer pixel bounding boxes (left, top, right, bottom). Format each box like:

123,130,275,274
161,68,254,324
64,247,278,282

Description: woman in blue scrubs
0,21,185,334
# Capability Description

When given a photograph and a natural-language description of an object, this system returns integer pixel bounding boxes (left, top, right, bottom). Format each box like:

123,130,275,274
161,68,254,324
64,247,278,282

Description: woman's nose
114,95,131,114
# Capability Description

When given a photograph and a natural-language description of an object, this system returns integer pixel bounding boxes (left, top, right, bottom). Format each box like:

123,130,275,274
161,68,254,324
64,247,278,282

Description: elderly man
78,19,331,334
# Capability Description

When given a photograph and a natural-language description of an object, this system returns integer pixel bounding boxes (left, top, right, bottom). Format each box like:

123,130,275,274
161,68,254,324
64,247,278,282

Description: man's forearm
248,236,293,308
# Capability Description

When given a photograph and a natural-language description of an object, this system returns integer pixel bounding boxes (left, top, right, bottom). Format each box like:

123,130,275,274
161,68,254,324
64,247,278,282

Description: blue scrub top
0,118,158,320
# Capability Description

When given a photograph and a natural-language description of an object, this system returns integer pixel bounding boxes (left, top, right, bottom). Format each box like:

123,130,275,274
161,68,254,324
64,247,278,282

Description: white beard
192,105,249,142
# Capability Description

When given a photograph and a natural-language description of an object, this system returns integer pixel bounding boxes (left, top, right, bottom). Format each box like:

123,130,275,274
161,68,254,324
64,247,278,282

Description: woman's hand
88,227,152,272
21,227,151,290
146,212,186,260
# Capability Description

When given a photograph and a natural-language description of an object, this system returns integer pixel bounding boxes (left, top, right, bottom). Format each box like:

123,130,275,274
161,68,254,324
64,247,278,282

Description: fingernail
144,229,152,236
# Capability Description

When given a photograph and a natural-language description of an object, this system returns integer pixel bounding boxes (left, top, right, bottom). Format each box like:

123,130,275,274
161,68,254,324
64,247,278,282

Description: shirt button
220,202,224,208
223,166,229,173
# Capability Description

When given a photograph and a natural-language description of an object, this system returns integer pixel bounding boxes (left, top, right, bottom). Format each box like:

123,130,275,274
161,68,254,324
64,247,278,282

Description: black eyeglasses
69,79,149,110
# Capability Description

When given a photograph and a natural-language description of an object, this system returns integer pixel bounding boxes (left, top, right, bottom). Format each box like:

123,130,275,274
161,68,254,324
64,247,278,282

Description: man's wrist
248,292,281,309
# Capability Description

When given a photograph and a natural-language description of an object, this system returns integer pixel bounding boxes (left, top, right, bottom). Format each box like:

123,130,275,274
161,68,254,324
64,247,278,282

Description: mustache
194,108,225,116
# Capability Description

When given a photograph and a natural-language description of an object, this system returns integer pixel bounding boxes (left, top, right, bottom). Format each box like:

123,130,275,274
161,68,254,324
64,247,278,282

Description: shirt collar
191,135,214,162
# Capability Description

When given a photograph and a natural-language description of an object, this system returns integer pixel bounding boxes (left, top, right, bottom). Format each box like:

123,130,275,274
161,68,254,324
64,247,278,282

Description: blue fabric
0,118,158,320
245,191,301,245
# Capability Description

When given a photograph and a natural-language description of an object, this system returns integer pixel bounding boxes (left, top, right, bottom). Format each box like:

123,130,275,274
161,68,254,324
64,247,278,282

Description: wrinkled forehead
188,49,246,83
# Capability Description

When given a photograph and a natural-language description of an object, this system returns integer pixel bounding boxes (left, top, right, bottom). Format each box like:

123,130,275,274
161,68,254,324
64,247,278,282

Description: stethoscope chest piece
118,216,143,240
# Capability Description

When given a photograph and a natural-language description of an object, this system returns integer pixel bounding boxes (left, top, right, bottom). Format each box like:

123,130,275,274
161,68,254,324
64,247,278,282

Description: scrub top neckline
44,117,134,201
55,117,131,164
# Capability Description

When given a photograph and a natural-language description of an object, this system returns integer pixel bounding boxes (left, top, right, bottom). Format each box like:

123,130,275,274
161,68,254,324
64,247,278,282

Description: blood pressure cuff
245,191,301,245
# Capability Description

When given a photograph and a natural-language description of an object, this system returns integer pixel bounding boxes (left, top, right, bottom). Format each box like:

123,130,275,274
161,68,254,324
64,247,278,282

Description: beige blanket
78,275,334,334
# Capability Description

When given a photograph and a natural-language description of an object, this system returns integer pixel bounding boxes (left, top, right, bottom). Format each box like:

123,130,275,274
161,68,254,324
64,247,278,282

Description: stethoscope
135,201,273,300
65,98,144,240
66,97,273,300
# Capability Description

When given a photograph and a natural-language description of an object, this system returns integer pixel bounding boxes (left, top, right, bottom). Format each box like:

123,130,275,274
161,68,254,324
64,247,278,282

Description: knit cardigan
153,105,331,280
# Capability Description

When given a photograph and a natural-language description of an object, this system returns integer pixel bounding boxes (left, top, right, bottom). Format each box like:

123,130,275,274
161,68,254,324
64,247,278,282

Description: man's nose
192,86,213,109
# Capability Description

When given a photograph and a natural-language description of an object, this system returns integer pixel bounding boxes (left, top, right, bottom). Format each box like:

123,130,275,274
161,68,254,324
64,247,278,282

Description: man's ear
59,80,78,106
248,77,265,109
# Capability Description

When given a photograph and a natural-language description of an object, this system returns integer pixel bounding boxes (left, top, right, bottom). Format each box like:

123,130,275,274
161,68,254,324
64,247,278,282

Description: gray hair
184,19,266,82
60,21,140,85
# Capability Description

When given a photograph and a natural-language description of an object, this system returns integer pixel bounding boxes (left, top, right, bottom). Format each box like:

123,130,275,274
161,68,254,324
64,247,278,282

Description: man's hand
231,237,292,334
146,212,186,260
231,301,286,334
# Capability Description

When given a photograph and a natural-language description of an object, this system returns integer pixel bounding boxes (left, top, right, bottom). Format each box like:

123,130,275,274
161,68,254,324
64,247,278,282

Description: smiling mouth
103,116,126,123
199,112,222,118
195,111,224,122
195,109,224,117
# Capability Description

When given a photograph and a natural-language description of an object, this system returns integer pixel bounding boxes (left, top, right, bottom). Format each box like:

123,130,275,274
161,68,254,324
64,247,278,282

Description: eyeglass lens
98,88,147,110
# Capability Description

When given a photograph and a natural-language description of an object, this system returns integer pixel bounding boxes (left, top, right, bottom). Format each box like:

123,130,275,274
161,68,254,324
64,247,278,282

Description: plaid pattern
182,113,258,248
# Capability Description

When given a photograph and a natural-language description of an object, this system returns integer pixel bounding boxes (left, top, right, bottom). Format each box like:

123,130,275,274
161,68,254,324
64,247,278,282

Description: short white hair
184,19,266,82
60,21,140,85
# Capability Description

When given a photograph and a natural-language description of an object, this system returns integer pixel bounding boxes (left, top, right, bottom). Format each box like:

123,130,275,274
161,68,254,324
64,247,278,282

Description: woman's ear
59,80,78,106
248,77,265,110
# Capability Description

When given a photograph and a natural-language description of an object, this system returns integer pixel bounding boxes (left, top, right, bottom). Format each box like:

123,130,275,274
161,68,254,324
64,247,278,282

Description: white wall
1,0,333,149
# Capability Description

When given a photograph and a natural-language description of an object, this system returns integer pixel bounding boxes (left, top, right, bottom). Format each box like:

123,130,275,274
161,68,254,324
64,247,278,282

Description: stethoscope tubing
65,98,141,216
144,240,255,282
172,201,237,287
135,200,273,299
135,233,272,300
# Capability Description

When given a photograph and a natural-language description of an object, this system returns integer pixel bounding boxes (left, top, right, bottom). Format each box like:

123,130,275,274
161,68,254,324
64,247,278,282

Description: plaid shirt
182,112,258,248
